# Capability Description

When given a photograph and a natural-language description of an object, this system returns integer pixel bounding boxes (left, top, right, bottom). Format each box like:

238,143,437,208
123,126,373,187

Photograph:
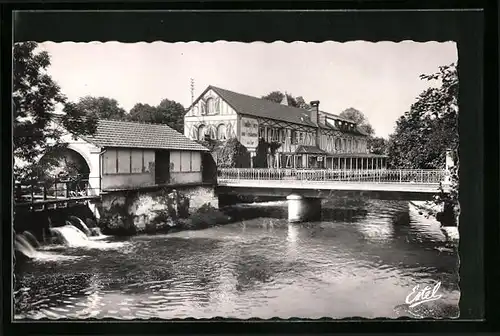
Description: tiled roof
82,119,208,151
208,86,367,136
295,145,327,155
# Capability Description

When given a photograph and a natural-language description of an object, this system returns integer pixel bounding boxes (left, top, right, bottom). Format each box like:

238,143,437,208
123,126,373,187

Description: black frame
2,1,497,335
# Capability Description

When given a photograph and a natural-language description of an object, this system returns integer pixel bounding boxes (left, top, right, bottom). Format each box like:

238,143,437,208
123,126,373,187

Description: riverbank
409,201,459,241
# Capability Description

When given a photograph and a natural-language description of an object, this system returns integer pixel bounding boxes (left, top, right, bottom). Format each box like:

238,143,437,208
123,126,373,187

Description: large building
184,85,387,169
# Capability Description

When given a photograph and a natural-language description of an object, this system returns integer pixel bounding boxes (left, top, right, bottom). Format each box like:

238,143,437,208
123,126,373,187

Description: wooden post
65,182,70,198
43,185,47,200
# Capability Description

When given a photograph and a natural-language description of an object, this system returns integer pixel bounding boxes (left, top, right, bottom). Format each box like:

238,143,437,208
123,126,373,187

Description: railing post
237,169,240,180
30,181,34,204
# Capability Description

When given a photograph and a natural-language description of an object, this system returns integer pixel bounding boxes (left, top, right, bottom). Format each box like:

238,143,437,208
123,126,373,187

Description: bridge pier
286,194,322,223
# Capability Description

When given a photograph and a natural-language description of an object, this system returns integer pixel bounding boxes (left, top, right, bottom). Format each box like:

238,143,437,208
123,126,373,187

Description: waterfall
15,234,39,259
50,225,90,247
68,216,92,236
21,231,41,248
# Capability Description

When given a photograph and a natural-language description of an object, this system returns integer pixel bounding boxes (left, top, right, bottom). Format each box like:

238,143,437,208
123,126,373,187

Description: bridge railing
218,168,447,184
14,176,101,204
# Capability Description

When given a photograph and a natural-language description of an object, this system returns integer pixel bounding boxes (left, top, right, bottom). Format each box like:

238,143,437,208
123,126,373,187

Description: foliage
339,108,375,136
262,91,311,109
75,96,127,120
196,136,223,152
128,98,185,132
386,63,459,216
215,138,251,168
387,63,458,170
13,42,98,182
368,137,389,155
252,138,281,168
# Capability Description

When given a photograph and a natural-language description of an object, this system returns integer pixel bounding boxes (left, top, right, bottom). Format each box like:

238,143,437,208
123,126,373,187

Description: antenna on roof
190,78,195,105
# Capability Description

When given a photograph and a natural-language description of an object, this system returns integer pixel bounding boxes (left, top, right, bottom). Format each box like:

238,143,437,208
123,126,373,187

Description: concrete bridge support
286,194,322,223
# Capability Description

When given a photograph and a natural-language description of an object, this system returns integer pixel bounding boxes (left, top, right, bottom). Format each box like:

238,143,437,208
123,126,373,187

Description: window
117,149,131,173
172,151,202,173
207,125,217,140
131,150,143,173
197,125,206,140
279,129,285,143
200,102,206,115
291,130,297,144
206,98,215,115
170,151,181,172
271,128,279,142
103,149,117,174
217,124,227,140
191,152,201,172
181,152,191,172
143,151,155,172
299,132,304,143
259,126,266,139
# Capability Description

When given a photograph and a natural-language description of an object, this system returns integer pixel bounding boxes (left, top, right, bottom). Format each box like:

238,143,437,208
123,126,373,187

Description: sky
38,41,457,138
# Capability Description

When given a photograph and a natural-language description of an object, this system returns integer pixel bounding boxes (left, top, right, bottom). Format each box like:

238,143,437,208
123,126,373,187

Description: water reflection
15,198,459,319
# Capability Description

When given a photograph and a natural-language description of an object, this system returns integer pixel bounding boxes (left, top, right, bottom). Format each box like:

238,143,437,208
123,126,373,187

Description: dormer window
205,97,220,115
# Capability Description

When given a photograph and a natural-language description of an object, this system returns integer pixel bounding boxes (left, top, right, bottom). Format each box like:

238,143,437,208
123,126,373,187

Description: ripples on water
14,199,459,320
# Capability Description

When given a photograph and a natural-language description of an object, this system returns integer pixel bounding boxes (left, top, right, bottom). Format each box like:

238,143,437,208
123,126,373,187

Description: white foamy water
15,234,81,262
50,225,129,250
68,216,92,236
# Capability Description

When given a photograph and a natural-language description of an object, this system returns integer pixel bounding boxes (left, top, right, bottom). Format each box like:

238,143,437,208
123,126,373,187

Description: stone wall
98,185,218,234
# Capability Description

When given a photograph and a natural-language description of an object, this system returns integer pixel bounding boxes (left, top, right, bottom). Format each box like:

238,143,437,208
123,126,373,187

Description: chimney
310,100,320,148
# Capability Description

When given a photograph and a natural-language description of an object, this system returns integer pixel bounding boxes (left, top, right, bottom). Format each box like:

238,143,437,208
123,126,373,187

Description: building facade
46,119,212,194
184,85,387,169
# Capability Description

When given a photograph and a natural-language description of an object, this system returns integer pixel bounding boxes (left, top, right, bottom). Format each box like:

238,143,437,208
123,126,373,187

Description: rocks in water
89,227,102,237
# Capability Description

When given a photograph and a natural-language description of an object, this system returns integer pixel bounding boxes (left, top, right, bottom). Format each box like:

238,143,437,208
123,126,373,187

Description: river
14,197,459,319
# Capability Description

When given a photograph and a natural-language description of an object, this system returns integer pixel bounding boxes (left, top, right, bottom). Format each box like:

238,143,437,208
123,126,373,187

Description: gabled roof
195,86,367,136
81,119,208,151
209,86,317,127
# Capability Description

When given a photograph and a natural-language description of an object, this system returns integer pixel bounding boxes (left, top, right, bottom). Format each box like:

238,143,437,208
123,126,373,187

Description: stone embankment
99,188,230,236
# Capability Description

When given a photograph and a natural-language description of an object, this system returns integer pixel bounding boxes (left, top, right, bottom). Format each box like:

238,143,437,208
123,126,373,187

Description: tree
261,91,310,109
339,108,375,136
76,96,127,120
13,42,97,181
387,63,458,169
387,63,458,224
368,137,388,155
128,99,185,133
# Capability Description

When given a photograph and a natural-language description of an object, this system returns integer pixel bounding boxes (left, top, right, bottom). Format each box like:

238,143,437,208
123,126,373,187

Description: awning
295,146,327,155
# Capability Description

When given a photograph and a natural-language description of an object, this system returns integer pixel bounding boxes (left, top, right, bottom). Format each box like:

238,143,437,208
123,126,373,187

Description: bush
215,138,251,168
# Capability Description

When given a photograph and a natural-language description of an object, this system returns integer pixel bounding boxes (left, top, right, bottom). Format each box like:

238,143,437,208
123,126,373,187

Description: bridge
217,168,450,222
14,168,451,223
